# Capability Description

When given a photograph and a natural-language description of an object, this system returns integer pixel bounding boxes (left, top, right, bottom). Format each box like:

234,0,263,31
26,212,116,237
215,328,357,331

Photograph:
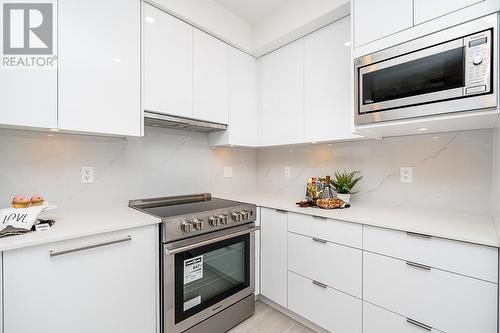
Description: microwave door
359,38,465,114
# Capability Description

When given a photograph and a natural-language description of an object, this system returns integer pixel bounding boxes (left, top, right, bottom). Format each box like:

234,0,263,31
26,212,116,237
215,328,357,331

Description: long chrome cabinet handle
50,236,132,258
312,280,328,289
275,209,287,214
406,318,432,331
406,231,431,239
312,237,327,244
406,261,432,271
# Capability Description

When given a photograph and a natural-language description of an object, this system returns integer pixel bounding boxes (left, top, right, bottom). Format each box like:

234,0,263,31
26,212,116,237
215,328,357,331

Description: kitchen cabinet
353,0,413,47
143,3,193,119
414,0,483,25
260,40,304,146
363,251,498,333
288,271,362,333
193,29,229,124
3,225,157,333
58,0,141,136
209,48,258,146
304,17,360,143
260,208,288,307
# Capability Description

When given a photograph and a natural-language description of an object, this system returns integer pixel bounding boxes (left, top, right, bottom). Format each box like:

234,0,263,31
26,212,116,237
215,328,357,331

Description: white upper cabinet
58,0,141,136
193,29,229,124
414,0,483,25
260,40,304,146
353,0,413,47
143,3,193,119
209,48,258,146
304,17,360,143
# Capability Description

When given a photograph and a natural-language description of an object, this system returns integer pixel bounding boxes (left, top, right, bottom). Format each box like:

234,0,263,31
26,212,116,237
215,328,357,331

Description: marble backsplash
0,127,257,212
256,129,494,216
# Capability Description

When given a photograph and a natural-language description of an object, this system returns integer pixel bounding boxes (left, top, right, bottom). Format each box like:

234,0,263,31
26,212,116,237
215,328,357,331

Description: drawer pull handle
312,280,328,289
406,261,431,271
312,237,327,244
50,236,132,258
313,216,327,220
406,318,432,331
275,209,287,214
406,231,431,239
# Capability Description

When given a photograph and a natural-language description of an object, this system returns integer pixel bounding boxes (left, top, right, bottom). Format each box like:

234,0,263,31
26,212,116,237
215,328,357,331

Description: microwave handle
165,225,260,255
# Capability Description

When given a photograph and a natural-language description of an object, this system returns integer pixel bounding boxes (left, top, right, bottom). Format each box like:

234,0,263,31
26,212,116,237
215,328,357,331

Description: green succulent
331,170,363,194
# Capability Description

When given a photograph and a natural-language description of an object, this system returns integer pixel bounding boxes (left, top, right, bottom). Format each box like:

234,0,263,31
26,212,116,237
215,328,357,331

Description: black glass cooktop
141,198,244,217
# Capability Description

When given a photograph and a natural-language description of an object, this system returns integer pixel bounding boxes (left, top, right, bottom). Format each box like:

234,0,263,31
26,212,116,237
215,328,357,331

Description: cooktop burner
140,198,245,218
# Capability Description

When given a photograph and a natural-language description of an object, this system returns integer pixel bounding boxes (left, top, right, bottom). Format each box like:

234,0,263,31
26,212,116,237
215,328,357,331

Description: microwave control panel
464,29,492,95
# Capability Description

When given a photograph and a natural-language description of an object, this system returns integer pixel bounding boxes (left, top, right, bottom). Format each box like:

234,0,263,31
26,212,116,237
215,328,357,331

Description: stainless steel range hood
144,111,227,132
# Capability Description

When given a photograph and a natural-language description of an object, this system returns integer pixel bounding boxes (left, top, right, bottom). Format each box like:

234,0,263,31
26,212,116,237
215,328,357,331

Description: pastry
30,195,45,206
316,198,345,209
12,195,31,208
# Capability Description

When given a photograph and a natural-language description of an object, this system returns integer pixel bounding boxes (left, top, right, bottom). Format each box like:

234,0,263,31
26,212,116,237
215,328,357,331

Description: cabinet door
260,40,304,146
3,226,157,333
193,29,229,124
353,0,413,47
260,208,288,307
58,0,141,136
414,0,484,25
143,3,193,119
304,17,360,142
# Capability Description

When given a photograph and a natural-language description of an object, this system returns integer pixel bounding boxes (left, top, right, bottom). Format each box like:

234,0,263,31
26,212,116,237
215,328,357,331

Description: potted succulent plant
331,170,363,204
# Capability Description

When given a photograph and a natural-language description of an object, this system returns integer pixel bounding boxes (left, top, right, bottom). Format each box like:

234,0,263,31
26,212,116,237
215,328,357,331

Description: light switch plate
81,166,94,184
224,166,233,178
284,167,291,178
400,167,413,184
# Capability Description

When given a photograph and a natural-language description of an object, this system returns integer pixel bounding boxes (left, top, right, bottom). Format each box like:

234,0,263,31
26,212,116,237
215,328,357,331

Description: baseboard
257,295,329,333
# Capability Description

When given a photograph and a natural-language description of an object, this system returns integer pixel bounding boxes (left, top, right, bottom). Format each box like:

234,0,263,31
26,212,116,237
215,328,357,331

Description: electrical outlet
224,166,233,178
284,167,291,178
400,167,413,184
81,166,94,184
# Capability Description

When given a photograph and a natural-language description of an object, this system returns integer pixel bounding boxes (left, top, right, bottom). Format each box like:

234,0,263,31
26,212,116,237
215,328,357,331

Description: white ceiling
213,0,291,24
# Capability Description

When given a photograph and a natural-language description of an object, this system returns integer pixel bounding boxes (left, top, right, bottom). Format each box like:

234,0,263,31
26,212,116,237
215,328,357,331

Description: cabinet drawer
288,271,361,333
363,225,498,282
364,302,444,333
363,252,498,333
288,232,361,297
288,212,362,248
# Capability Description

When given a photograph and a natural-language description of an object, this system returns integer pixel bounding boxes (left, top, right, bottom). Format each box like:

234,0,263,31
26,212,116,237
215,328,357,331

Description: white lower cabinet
288,232,362,298
260,208,288,307
3,225,158,333
288,271,362,333
255,207,261,296
363,302,444,333
363,251,498,333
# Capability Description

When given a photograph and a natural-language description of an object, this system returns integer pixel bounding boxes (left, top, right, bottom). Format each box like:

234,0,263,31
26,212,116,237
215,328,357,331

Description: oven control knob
182,222,194,233
209,216,220,227
193,219,204,230
231,212,242,222
219,215,228,225
473,56,483,65
240,210,250,220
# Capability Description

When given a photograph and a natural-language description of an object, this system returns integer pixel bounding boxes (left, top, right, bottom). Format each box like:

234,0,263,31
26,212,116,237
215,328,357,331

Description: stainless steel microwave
354,14,498,125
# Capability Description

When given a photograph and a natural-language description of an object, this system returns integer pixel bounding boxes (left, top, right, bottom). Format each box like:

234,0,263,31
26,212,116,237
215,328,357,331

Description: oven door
163,224,259,333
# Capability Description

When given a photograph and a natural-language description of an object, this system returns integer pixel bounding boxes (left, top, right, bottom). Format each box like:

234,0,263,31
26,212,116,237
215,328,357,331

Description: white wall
257,129,494,216
149,0,253,52
0,128,257,212
252,0,350,56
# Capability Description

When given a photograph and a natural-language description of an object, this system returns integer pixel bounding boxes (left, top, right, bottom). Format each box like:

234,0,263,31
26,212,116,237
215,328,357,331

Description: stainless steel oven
354,14,498,125
164,224,258,333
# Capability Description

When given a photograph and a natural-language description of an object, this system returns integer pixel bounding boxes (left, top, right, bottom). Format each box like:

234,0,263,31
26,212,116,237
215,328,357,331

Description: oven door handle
165,226,260,255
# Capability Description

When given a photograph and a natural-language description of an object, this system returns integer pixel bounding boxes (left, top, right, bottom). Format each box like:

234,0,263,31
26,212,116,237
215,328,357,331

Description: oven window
174,234,250,324
362,47,465,106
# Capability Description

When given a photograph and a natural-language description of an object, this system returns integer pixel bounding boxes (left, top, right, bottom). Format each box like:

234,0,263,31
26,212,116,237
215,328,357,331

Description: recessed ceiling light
344,41,351,47
417,127,428,131
145,16,155,23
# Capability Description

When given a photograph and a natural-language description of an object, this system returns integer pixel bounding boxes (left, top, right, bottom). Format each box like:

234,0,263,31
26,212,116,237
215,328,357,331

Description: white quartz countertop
218,193,499,247
0,207,161,252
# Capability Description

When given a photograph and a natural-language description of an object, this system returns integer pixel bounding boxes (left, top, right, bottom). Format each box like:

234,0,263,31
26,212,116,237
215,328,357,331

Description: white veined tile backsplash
256,129,494,216
0,127,257,212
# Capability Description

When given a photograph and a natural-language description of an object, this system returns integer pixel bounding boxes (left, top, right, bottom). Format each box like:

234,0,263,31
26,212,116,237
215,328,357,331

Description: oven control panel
162,204,256,242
